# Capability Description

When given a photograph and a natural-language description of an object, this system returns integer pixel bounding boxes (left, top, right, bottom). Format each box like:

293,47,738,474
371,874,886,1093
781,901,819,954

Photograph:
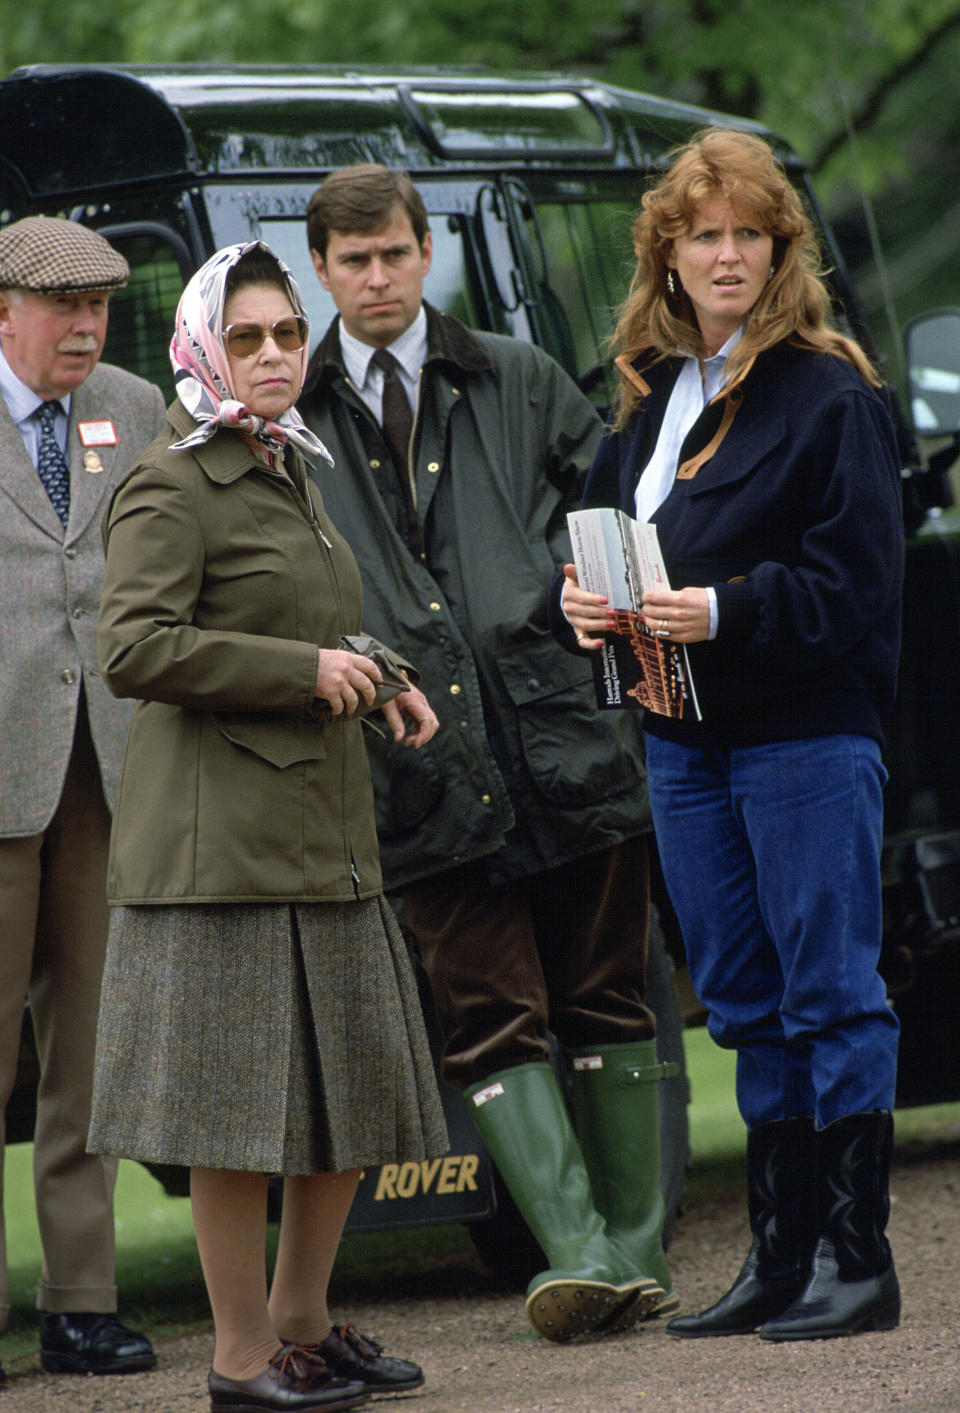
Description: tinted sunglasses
223,315,309,358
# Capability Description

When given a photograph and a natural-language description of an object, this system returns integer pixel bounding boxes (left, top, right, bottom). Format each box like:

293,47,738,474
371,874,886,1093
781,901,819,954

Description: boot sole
666,1321,763,1339
649,1290,681,1319
595,1282,670,1334
525,1279,627,1342
759,1306,901,1341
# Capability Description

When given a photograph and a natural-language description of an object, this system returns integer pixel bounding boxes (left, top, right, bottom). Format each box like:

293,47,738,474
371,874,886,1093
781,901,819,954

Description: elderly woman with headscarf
88,241,447,1413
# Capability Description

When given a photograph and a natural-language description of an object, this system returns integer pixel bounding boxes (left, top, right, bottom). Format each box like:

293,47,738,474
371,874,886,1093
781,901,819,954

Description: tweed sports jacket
0,361,166,837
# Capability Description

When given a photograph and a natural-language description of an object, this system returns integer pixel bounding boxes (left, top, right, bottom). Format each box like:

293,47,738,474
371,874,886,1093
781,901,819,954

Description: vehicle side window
426,216,479,329
261,216,479,353
525,199,637,403
102,232,188,402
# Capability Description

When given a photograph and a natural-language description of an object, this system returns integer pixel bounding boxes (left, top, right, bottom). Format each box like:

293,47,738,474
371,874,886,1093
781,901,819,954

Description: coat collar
166,399,268,485
66,376,121,540
0,386,62,535
303,301,494,396
619,348,759,485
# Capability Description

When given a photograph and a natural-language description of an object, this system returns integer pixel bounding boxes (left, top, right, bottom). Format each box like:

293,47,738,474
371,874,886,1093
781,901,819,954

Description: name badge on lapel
78,420,118,448
77,420,116,473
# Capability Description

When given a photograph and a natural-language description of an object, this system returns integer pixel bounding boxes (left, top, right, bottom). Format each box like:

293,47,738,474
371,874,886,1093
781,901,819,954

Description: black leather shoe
316,1325,424,1396
209,1345,369,1411
40,1313,156,1374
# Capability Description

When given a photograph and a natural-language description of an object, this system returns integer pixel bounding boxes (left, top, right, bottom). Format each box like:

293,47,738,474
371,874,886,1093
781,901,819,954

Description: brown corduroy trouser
403,834,655,1092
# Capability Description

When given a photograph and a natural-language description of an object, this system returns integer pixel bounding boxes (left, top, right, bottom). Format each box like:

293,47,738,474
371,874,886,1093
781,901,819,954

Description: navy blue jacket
550,341,904,749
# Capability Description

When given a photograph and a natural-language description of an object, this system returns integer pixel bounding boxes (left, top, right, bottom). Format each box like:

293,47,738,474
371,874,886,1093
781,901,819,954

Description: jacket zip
266,459,361,893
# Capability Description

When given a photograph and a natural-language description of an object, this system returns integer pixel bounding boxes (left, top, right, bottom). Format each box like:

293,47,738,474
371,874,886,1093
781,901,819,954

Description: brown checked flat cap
0,215,129,293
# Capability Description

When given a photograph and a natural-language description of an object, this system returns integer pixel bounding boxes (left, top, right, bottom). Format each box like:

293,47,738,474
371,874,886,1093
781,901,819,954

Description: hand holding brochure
567,507,701,720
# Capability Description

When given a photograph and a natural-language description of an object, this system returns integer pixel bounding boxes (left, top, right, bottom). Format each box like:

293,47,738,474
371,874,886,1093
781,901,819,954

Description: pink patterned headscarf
169,241,332,464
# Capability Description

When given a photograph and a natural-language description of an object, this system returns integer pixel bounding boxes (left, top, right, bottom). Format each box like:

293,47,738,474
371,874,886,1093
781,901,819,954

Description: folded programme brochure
567,506,701,720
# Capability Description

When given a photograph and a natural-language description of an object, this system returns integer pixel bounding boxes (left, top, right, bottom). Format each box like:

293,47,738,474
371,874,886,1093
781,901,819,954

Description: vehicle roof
0,63,797,208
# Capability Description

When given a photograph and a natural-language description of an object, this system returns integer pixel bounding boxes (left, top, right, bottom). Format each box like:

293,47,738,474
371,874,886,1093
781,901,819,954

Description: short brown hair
306,164,429,257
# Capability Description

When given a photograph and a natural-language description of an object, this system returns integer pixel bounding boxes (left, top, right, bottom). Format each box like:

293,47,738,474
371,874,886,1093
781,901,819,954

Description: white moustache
59,338,99,354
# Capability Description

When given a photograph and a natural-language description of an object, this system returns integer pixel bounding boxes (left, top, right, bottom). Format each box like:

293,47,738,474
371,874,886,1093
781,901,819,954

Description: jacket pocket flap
497,633,594,706
684,416,787,495
214,714,327,768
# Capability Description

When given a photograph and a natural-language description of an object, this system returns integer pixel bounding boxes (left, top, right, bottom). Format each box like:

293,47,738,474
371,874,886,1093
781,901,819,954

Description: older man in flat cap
0,216,166,1380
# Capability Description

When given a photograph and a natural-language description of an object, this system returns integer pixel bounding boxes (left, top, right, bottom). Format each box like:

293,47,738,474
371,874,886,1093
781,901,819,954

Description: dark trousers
402,835,655,1091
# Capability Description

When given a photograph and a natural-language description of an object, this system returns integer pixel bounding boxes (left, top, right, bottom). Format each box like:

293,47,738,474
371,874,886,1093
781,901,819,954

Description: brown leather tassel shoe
208,1343,370,1411
312,1325,424,1396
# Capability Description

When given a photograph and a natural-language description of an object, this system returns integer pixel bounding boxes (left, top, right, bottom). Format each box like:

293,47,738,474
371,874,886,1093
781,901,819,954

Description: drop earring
667,271,676,296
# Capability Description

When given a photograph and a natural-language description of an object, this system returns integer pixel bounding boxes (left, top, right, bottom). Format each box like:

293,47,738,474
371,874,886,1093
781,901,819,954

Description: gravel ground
3,1140,958,1413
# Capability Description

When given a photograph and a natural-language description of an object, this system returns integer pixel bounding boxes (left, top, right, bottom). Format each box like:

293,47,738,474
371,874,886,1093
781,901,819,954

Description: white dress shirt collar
0,347,72,463
633,326,742,524
338,306,428,418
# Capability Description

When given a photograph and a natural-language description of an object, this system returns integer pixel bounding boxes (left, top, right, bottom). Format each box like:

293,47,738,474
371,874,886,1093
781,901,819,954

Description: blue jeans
646,733,898,1130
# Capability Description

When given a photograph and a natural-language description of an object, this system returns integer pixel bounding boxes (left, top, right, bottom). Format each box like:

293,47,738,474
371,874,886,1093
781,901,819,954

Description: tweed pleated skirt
88,896,448,1175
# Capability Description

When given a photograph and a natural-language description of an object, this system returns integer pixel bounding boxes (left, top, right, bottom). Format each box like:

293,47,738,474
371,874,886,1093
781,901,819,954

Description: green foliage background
3,0,959,381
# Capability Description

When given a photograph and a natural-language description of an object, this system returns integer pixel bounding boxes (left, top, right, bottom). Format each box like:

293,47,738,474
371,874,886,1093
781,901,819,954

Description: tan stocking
268,1169,362,1345
191,1167,280,1380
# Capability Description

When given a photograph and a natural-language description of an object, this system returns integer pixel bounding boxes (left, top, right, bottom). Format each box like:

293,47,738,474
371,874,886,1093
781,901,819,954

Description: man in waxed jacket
299,164,675,1341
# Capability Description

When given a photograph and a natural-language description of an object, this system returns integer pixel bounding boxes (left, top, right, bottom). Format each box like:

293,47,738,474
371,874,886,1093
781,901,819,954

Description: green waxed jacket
299,306,651,891
98,401,386,904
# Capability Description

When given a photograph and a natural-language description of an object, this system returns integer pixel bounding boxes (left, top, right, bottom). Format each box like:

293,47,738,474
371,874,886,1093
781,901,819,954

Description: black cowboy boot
667,1116,815,1337
760,1110,900,1340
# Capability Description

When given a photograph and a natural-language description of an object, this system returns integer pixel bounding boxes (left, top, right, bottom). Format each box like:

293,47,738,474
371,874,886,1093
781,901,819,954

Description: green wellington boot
465,1062,663,1342
570,1041,678,1322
